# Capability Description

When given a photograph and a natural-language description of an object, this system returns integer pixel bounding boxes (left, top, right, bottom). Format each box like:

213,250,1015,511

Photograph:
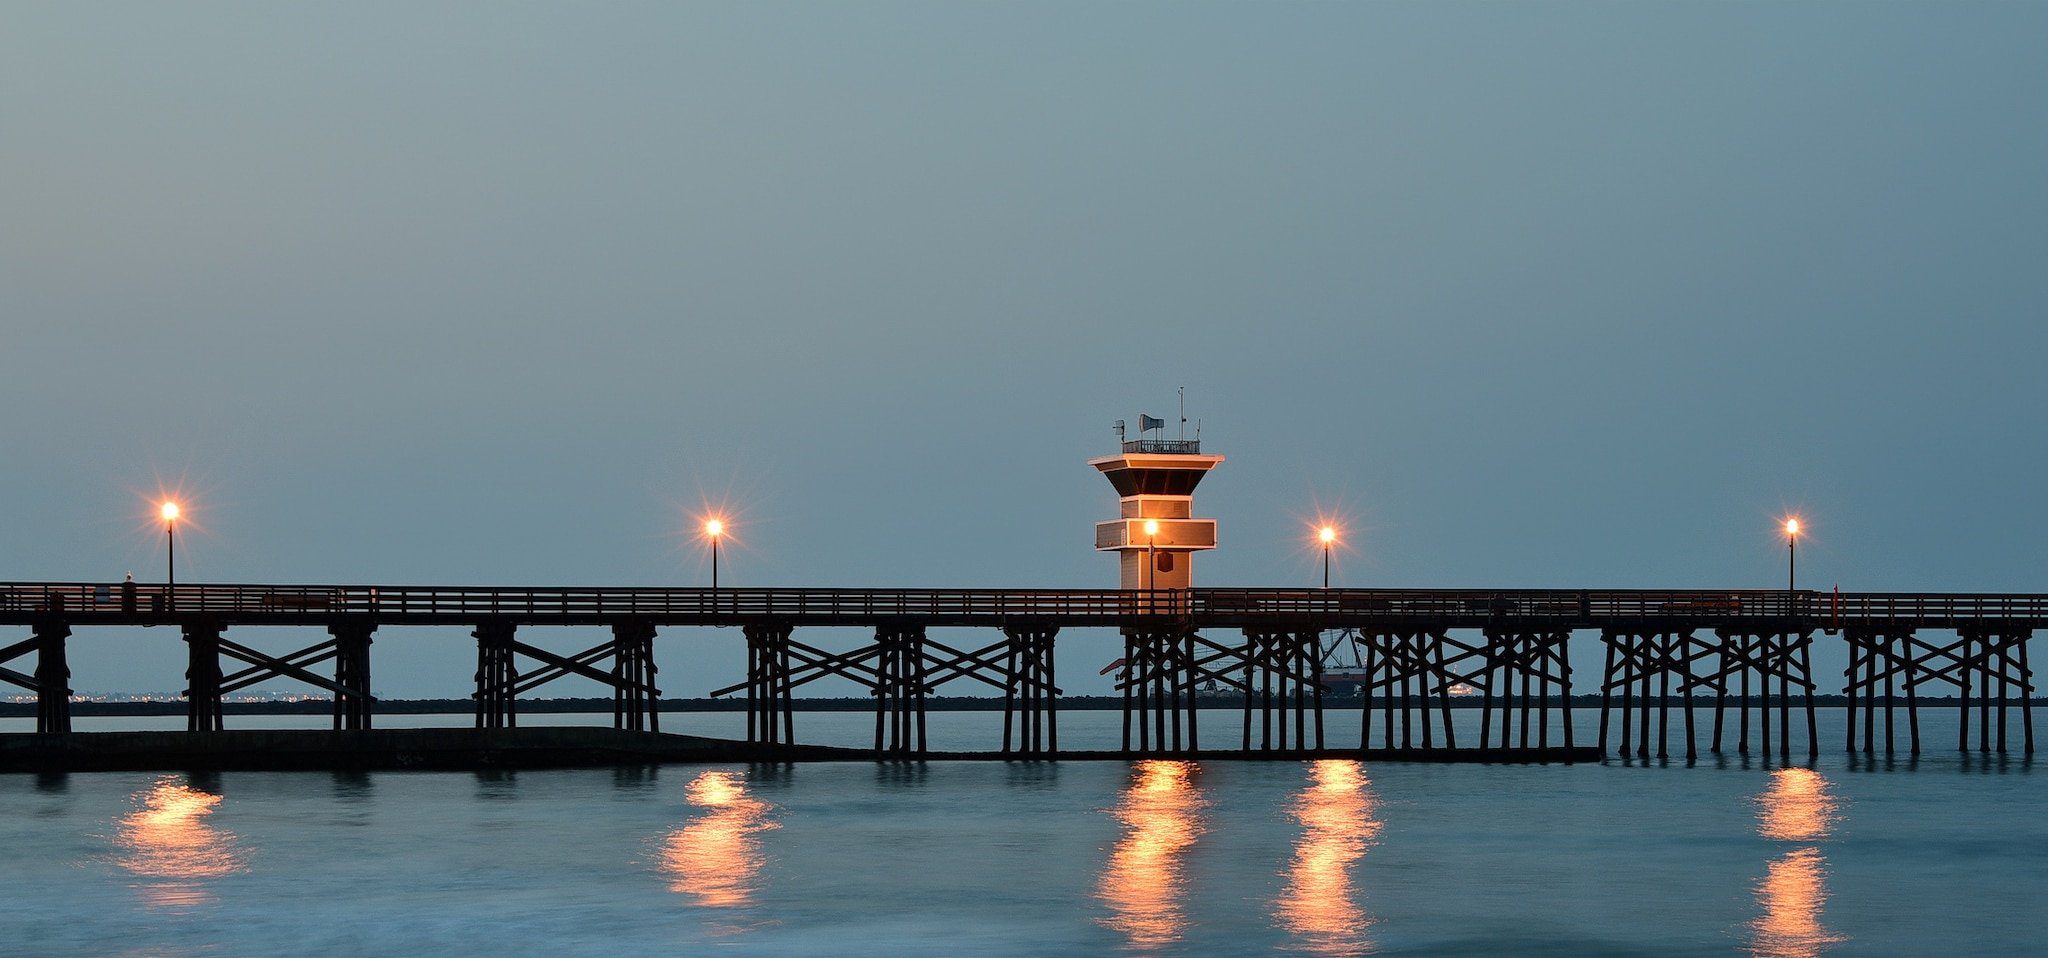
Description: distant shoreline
1,694,2028,718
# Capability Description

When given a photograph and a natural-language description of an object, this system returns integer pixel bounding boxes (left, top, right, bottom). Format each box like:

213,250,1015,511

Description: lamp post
1783,518,1801,613
1318,525,1337,589
705,518,725,591
1784,518,1800,591
160,501,180,585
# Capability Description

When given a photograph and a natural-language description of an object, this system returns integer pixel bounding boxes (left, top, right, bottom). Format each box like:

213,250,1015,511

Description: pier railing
4,582,2047,627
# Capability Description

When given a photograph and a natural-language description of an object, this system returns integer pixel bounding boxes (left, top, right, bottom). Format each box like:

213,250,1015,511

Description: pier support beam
1597,630,1712,761
744,622,795,746
1951,626,2032,755
329,620,375,731
610,622,660,733
34,622,72,734
1239,628,1323,752
715,622,1049,753
1001,623,1059,754
0,620,74,734
1708,628,1818,761
1478,629,1573,751
473,621,517,729
1357,629,1459,751
184,622,226,732
874,624,928,754
1843,627,1912,756
1119,627,1204,754
194,622,381,730
463,622,665,732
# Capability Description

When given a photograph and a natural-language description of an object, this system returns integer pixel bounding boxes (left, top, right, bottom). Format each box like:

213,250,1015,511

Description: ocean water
2,710,2042,956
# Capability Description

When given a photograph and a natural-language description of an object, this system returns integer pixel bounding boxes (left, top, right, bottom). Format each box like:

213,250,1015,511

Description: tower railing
1120,439,1202,454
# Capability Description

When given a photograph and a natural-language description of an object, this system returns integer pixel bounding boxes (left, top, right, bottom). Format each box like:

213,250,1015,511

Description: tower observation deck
1091,433,1223,590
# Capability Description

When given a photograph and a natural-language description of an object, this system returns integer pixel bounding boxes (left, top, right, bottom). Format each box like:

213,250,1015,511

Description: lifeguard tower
1092,412,1223,590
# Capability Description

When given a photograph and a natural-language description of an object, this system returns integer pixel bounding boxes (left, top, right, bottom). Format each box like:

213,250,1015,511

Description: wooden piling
1598,636,1615,756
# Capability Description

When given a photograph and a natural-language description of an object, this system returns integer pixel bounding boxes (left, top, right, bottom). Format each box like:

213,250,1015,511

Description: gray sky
4,2,2044,699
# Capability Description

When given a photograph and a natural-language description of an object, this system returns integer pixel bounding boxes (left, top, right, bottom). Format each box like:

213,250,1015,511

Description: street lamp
160,501,181,588
1782,518,1800,594
704,518,725,590
1318,525,1337,589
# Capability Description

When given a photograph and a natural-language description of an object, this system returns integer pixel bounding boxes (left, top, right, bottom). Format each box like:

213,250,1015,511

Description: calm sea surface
2,709,2042,956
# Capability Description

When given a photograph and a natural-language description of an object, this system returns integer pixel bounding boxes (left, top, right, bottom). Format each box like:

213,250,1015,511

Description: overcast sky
4,3,2044,699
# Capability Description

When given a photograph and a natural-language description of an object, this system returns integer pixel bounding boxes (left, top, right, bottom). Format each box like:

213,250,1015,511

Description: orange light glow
704,518,725,538
1750,768,1845,957
1783,518,1801,539
1756,767,1836,842
1276,760,1379,956
115,777,248,908
1318,525,1337,545
1097,760,1205,949
659,770,777,913
1144,519,1160,538
1753,847,1841,957
160,501,181,522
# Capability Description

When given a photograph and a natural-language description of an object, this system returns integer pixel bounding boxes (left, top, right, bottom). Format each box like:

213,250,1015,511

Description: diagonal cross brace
917,638,1018,693
708,640,886,698
213,637,362,700
0,635,39,665
504,639,657,697
218,639,341,694
0,664,38,692
511,639,622,695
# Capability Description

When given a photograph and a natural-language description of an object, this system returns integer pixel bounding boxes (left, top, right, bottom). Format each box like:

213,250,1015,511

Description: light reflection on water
658,769,779,917
1276,760,1380,956
1750,768,1845,958
114,775,249,908
3,725,2025,956
1756,767,1837,843
1097,760,1206,950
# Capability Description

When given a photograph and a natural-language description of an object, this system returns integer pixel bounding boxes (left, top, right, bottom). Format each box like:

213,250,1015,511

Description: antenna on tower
1178,387,1186,441
1114,419,1126,443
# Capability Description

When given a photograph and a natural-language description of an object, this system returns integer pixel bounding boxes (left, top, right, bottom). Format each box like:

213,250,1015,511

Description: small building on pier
1091,422,1223,590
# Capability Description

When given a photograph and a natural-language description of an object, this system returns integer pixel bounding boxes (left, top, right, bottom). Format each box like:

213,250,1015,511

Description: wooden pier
0,583,2036,762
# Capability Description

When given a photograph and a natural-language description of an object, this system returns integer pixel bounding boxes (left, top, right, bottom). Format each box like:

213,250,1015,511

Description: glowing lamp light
1140,520,1163,594
1315,523,1339,588
1780,516,1804,597
701,517,728,590
158,499,183,594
